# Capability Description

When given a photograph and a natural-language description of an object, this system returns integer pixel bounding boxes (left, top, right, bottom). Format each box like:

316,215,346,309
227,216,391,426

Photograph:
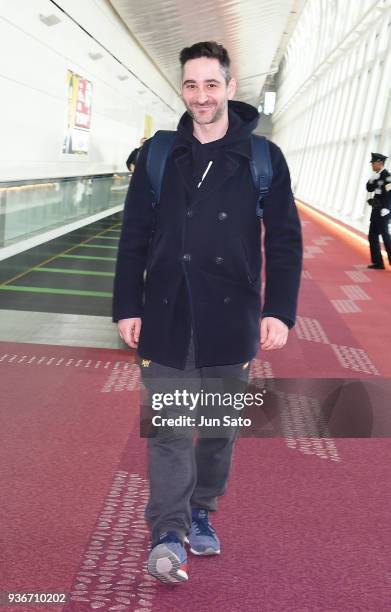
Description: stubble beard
187,100,227,125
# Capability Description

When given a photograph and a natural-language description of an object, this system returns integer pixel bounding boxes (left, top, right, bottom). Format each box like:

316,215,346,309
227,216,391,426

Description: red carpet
1,208,391,611
258,213,391,378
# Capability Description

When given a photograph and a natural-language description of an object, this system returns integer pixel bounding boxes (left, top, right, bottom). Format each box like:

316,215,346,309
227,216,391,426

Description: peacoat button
215,256,224,264
186,208,194,217
183,253,191,262
218,212,228,221
223,296,231,304
162,298,169,305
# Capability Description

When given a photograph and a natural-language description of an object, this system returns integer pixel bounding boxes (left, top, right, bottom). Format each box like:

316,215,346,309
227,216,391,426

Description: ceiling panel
107,0,304,106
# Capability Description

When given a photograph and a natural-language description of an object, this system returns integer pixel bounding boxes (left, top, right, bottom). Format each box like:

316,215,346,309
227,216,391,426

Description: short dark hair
179,41,232,83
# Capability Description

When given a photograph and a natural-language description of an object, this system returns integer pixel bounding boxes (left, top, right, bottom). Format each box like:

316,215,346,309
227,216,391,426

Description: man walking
366,152,391,269
113,41,302,584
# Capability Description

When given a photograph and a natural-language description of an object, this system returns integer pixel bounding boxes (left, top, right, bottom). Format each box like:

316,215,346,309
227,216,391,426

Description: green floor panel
0,285,112,297
0,291,111,316
35,267,114,277
82,238,119,247
93,236,119,240
78,244,118,250
0,214,121,314
67,246,118,259
42,258,115,272
58,254,116,261
10,269,113,292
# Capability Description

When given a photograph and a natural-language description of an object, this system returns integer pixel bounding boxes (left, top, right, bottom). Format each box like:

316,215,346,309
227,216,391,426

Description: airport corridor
1,205,391,612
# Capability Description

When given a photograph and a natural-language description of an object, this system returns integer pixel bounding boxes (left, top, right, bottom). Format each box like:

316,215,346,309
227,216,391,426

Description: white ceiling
107,0,306,106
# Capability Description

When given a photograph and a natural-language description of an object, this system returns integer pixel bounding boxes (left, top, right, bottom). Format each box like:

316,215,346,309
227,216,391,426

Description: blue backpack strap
146,130,177,207
249,135,273,218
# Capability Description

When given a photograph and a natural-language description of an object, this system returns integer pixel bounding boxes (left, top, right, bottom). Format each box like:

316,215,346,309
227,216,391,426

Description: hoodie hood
176,100,259,151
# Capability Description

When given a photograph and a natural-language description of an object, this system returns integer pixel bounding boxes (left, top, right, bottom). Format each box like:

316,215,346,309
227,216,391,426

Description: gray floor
0,309,127,349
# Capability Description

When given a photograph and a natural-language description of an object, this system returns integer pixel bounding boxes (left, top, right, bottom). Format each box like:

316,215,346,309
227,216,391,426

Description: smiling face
181,57,236,126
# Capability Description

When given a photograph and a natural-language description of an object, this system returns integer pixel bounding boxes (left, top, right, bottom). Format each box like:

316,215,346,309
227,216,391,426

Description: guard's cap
370,152,387,163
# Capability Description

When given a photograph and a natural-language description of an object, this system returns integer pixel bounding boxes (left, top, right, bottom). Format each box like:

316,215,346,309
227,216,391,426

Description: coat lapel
175,150,193,196
174,146,243,204
192,153,240,205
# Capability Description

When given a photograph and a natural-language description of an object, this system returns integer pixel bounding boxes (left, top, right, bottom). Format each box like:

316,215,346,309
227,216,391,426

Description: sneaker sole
147,544,188,584
184,537,220,556
189,546,221,556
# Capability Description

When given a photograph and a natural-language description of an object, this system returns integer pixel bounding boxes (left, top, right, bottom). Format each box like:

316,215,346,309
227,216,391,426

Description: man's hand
380,208,390,217
260,317,289,350
118,317,142,348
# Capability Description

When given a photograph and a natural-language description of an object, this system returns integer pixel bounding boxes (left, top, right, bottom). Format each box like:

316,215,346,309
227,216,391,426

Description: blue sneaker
186,508,221,555
147,531,188,584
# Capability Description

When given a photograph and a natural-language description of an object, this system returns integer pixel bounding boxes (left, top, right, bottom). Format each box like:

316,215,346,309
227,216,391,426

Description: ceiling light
39,13,61,26
264,92,276,115
88,52,103,61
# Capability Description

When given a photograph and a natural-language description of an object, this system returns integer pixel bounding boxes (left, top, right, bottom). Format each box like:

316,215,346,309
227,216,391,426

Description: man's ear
227,77,237,100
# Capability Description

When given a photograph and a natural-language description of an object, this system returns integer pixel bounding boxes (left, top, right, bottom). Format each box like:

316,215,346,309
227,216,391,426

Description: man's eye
185,84,195,89
207,83,216,88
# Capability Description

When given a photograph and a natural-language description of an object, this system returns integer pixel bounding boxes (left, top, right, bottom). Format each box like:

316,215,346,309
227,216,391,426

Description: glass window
378,20,389,54
0,174,129,248
271,0,391,233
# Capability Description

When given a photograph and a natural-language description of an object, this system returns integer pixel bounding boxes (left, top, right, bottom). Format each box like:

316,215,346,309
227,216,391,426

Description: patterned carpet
1,207,391,611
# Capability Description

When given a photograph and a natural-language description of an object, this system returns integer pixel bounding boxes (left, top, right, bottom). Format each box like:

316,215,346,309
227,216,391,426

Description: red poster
63,70,92,155
75,78,92,129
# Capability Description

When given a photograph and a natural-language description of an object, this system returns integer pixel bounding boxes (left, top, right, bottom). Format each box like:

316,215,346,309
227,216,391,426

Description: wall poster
62,70,92,155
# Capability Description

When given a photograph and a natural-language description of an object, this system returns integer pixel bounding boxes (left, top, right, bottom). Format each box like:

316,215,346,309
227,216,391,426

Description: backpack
146,130,273,218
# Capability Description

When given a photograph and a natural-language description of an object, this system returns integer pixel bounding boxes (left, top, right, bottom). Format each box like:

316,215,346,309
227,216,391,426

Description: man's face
371,161,384,172
181,57,236,125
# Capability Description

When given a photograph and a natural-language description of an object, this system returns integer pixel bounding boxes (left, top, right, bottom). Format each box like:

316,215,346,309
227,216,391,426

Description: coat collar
174,146,245,204
171,132,253,204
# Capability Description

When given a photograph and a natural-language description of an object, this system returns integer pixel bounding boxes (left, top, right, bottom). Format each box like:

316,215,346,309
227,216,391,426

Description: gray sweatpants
140,334,250,544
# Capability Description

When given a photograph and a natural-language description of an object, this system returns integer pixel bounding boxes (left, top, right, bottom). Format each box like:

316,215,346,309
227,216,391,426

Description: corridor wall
0,0,182,181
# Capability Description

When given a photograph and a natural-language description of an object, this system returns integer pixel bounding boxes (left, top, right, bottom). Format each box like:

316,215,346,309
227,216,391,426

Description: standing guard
366,152,391,269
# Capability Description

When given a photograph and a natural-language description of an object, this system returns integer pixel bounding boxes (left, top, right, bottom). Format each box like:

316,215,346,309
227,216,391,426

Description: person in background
126,137,147,172
366,152,391,269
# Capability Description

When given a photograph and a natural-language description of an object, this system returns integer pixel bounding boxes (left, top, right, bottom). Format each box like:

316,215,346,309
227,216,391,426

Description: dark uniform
367,152,391,268
126,138,146,171
126,146,142,171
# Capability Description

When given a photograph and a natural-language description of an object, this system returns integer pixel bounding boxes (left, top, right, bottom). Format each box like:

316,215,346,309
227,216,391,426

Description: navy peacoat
113,101,302,369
